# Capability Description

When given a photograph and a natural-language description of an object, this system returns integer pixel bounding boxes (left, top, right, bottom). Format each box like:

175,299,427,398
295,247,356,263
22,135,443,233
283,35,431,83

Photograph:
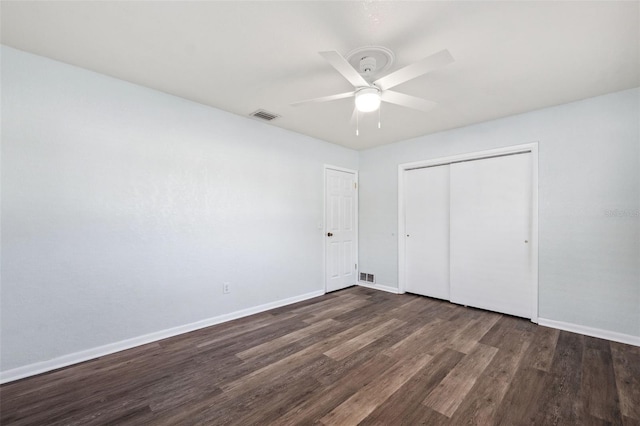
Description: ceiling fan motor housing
359,56,377,75
346,46,395,77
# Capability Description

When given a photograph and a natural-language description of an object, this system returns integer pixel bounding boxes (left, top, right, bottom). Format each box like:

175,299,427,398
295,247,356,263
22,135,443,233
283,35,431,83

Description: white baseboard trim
0,290,325,384
357,282,400,294
538,318,640,347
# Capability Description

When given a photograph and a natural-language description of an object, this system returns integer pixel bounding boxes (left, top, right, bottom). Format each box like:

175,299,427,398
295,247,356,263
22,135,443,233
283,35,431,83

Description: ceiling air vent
250,109,280,121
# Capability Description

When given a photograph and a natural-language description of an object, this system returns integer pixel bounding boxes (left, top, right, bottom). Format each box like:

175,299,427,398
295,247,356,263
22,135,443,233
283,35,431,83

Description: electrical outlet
223,282,231,294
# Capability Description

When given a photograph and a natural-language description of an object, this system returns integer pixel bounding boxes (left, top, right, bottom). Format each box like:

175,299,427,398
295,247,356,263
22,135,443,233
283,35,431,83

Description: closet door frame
397,142,539,323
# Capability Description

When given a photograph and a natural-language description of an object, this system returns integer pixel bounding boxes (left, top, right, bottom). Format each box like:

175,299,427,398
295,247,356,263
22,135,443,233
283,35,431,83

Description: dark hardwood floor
1,286,639,425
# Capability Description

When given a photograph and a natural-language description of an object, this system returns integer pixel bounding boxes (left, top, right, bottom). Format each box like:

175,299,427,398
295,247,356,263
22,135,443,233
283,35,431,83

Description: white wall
359,88,640,338
0,46,358,373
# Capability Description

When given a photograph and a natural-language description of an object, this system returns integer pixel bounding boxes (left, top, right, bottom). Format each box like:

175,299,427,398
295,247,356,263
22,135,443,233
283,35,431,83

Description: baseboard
357,281,400,294
538,318,640,347
0,289,325,384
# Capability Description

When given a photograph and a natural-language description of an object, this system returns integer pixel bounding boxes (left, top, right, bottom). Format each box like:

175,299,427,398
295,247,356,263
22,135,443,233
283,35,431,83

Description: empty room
1,1,639,425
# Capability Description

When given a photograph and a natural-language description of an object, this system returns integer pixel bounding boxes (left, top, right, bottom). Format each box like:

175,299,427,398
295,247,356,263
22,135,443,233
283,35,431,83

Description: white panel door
450,153,533,318
325,169,357,292
404,165,450,300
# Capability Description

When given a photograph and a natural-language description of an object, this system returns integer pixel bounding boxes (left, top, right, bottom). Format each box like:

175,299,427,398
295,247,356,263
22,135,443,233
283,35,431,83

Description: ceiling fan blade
319,51,370,88
380,90,437,113
291,91,355,106
374,49,454,91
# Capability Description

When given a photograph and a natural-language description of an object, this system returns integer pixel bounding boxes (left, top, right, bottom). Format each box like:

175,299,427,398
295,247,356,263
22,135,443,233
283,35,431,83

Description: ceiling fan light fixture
355,87,381,112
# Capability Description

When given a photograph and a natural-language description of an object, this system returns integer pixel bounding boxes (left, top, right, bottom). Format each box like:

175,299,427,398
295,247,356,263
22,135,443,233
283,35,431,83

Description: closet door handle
327,232,333,237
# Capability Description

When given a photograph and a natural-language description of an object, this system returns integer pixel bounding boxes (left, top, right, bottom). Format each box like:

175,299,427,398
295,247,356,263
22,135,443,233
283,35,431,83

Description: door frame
324,165,359,294
397,143,539,322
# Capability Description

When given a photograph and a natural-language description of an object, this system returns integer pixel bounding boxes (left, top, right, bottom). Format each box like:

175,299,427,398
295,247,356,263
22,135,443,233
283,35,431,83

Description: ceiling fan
291,48,454,129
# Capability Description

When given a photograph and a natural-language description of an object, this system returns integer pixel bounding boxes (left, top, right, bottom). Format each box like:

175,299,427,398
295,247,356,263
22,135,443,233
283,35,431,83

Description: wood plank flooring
1,286,639,425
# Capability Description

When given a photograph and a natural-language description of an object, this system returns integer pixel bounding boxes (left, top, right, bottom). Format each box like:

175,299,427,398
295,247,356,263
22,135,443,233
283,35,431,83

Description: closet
403,150,535,319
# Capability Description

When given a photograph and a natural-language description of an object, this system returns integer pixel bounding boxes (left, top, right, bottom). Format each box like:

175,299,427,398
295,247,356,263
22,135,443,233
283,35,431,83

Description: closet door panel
449,153,533,318
404,165,450,300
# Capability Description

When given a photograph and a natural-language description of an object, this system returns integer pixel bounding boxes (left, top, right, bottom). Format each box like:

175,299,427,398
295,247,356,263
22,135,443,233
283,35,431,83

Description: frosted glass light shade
355,88,381,112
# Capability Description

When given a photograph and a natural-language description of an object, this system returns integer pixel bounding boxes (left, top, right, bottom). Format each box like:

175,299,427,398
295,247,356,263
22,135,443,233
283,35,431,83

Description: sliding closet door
450,153,533,318
404,165,450,300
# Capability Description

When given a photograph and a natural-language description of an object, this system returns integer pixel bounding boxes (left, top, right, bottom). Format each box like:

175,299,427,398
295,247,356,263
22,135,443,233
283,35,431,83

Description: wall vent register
359,272,375,283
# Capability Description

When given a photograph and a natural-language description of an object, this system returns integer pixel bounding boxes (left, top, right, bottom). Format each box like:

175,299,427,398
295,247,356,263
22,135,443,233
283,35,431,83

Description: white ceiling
2,1,638,150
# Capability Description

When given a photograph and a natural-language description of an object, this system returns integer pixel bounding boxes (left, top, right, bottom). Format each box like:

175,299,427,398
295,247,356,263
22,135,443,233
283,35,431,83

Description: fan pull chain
356,109,359,136
378,104,381,129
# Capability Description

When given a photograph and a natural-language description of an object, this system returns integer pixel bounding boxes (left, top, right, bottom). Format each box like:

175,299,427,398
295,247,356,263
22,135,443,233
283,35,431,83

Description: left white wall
0,46,358,376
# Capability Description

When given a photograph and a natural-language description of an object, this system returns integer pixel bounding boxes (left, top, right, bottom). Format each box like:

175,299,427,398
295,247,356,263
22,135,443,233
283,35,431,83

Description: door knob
327,232,333,237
